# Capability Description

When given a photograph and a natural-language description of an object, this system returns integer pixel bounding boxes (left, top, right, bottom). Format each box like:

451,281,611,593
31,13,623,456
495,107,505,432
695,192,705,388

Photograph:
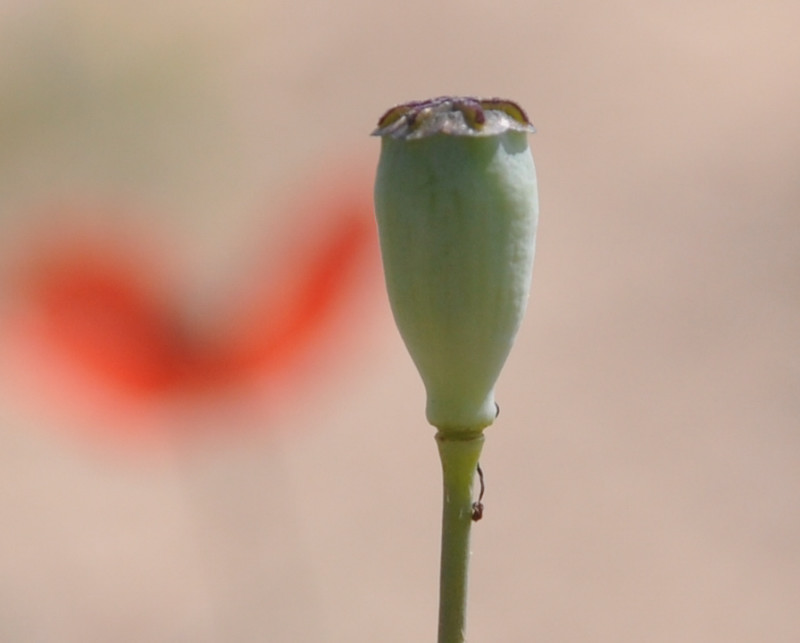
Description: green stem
436,432,485,643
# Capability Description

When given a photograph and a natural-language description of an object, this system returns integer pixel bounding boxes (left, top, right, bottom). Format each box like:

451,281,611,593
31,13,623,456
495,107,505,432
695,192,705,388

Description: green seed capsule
373,97,539,434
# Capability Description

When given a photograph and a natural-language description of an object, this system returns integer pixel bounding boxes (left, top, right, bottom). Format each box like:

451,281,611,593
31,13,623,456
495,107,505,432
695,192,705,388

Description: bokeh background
1,1,798,641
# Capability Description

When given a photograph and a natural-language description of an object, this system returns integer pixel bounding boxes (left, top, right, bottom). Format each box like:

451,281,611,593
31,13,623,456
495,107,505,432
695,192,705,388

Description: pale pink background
0,1,798,641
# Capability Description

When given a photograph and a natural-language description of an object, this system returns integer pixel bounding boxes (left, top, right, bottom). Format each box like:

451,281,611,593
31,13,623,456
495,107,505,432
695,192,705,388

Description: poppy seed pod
373,97,539,434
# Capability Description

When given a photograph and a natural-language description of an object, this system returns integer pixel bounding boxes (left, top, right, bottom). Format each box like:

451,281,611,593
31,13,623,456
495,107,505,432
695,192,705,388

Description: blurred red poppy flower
0,183,378,446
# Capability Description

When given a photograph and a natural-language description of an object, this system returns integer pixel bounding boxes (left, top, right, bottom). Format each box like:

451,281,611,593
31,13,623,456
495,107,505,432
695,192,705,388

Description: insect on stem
471,463,485,522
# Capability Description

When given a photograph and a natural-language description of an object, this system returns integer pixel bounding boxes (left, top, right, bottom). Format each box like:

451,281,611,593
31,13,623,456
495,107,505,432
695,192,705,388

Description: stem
436,432,485,643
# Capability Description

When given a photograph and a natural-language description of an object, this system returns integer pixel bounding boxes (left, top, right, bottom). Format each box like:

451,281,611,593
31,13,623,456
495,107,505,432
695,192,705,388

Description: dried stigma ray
373,96,539,434
374,96,535,141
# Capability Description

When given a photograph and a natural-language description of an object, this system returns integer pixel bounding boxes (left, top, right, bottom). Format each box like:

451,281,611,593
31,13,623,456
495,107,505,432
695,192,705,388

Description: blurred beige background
1,1,798,641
